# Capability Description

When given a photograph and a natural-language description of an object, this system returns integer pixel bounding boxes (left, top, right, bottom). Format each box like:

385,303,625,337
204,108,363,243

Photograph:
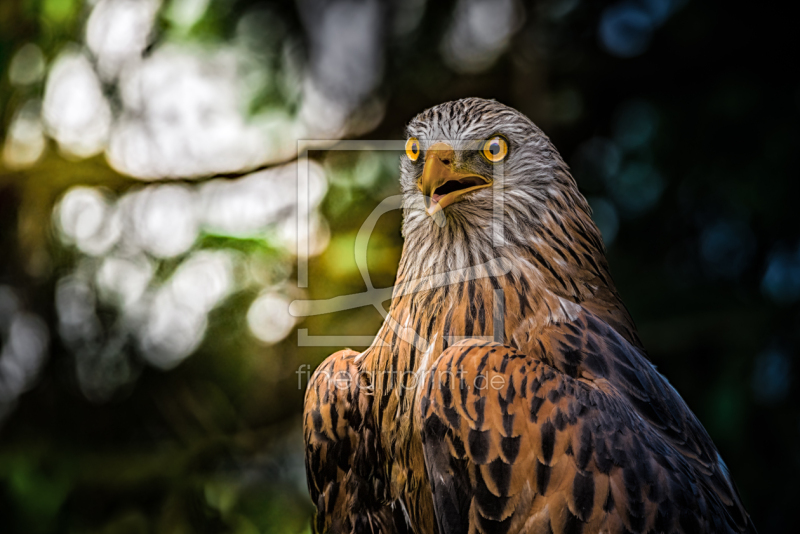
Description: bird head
397,98,606,290
400,98,590,237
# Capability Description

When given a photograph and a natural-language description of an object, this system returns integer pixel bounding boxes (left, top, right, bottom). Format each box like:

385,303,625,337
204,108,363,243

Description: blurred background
0,0,798,532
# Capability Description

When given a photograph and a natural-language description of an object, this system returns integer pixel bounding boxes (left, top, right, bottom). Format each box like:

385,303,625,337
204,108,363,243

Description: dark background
1,0,798,532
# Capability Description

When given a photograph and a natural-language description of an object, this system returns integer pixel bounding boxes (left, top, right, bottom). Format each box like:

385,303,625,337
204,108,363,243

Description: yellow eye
482,136,508,162
405,137,421,161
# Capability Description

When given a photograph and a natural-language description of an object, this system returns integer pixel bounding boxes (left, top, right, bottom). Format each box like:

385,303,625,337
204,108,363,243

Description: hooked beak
418,142,492,218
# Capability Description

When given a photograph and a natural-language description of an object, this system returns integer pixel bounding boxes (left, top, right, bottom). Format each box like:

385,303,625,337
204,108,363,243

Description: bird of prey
303,98,756,534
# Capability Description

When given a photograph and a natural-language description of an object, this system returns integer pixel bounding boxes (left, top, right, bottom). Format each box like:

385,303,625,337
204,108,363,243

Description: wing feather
304,350,409,533
420,309,757,534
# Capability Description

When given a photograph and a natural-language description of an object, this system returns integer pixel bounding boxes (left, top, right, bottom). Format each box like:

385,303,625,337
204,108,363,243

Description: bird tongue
432,178,476,202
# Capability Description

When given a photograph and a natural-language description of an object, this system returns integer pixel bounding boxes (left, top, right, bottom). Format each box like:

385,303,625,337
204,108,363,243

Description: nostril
440,158,451,165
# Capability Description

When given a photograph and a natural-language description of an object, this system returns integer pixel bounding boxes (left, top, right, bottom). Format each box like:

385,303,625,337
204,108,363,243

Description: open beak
419,142,492,218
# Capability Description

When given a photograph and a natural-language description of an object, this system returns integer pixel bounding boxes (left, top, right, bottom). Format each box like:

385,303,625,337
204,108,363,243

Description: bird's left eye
482,137,508,163
405,137,421,161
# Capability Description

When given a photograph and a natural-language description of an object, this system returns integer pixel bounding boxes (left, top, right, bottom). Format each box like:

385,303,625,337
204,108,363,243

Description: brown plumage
303,98,756,533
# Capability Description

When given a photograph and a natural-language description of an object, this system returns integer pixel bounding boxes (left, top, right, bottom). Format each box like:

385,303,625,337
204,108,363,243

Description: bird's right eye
405,138,421,161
